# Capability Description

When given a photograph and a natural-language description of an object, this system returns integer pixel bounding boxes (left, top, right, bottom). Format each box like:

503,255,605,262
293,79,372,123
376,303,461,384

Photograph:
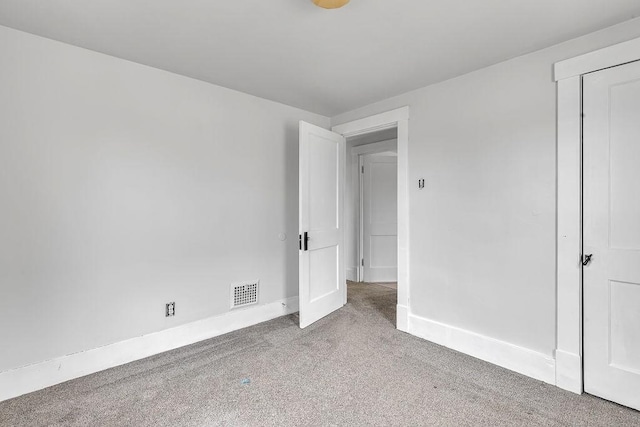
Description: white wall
332,18,640,358
0,25,328,374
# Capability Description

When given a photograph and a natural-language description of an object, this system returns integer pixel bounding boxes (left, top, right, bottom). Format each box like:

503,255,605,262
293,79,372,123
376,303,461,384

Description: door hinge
361,166,364,174
361,259,364,266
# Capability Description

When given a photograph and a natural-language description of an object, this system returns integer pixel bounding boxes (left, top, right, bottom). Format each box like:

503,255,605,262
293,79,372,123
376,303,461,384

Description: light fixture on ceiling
312,0,350,9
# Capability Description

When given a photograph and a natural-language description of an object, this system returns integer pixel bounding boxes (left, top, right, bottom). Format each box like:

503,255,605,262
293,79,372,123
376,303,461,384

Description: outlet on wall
166,302,175,317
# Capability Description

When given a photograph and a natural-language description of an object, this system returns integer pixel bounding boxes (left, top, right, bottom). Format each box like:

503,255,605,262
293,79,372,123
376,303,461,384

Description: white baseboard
396,304,409,333
555,349,582,394
0,296,299,403
408,314,556,385
346,267,357,282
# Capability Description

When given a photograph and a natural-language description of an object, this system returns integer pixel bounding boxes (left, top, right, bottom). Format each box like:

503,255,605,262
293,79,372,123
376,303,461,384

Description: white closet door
583,60,640,411
363,153,397,283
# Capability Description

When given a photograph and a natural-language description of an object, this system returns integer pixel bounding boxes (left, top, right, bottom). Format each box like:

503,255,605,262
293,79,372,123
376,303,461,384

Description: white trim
332,106,409,137
409,314,556,384
554,37,640,81
396,118,410,325
0,297,298,403
351,139,398,155
555,350,582,394
555,35,640,395
332,107,410,330
346,267,357,282
358,155,365,281
556,76,583,394
396,305,409,333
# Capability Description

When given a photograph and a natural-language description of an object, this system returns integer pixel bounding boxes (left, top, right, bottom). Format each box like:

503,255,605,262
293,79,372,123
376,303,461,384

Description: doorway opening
347,129,398,322
297,107,408,331
330,106,410,331
347,127,398,282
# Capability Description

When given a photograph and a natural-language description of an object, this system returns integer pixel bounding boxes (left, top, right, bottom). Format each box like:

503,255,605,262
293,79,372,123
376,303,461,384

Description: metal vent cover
230,281,259,309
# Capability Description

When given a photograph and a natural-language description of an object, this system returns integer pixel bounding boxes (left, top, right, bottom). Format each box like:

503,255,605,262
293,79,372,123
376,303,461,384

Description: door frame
332,107,409,331
554,37,640,394
353,139,398,282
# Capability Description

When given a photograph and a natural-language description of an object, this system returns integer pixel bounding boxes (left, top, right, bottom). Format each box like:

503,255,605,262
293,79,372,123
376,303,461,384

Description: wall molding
408,314,556,385
555,350,582,393
351,139,397,155
396,304,409,333
332,106,409,137
346,267,357,282
0,297,299,403
555,76,584,394
554,36,640,81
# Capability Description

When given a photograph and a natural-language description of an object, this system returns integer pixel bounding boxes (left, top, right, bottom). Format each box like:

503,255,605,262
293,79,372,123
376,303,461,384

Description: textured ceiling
1,0,639,116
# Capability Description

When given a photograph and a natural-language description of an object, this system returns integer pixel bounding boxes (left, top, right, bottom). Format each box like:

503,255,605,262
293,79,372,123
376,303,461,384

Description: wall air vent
230,281,259,309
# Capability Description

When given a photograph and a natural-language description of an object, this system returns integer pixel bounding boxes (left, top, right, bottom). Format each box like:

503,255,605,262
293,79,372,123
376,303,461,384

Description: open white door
299,121,346,328
583,60,640,411
362,153,398,283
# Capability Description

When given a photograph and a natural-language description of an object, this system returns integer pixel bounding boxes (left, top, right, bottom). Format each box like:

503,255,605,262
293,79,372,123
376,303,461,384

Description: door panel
583,60,640,411
363,154,397,282
299,121,345,328
309,137,338,231
309,246,339,301
609,79,640,250
609,280,640,373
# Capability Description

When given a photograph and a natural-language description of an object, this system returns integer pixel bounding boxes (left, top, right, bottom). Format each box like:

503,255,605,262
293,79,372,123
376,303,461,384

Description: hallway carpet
1,282,638,426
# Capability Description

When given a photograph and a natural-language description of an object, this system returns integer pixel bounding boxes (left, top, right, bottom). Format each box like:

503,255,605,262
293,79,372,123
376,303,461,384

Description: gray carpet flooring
1,282,639,426
372,282,397,290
